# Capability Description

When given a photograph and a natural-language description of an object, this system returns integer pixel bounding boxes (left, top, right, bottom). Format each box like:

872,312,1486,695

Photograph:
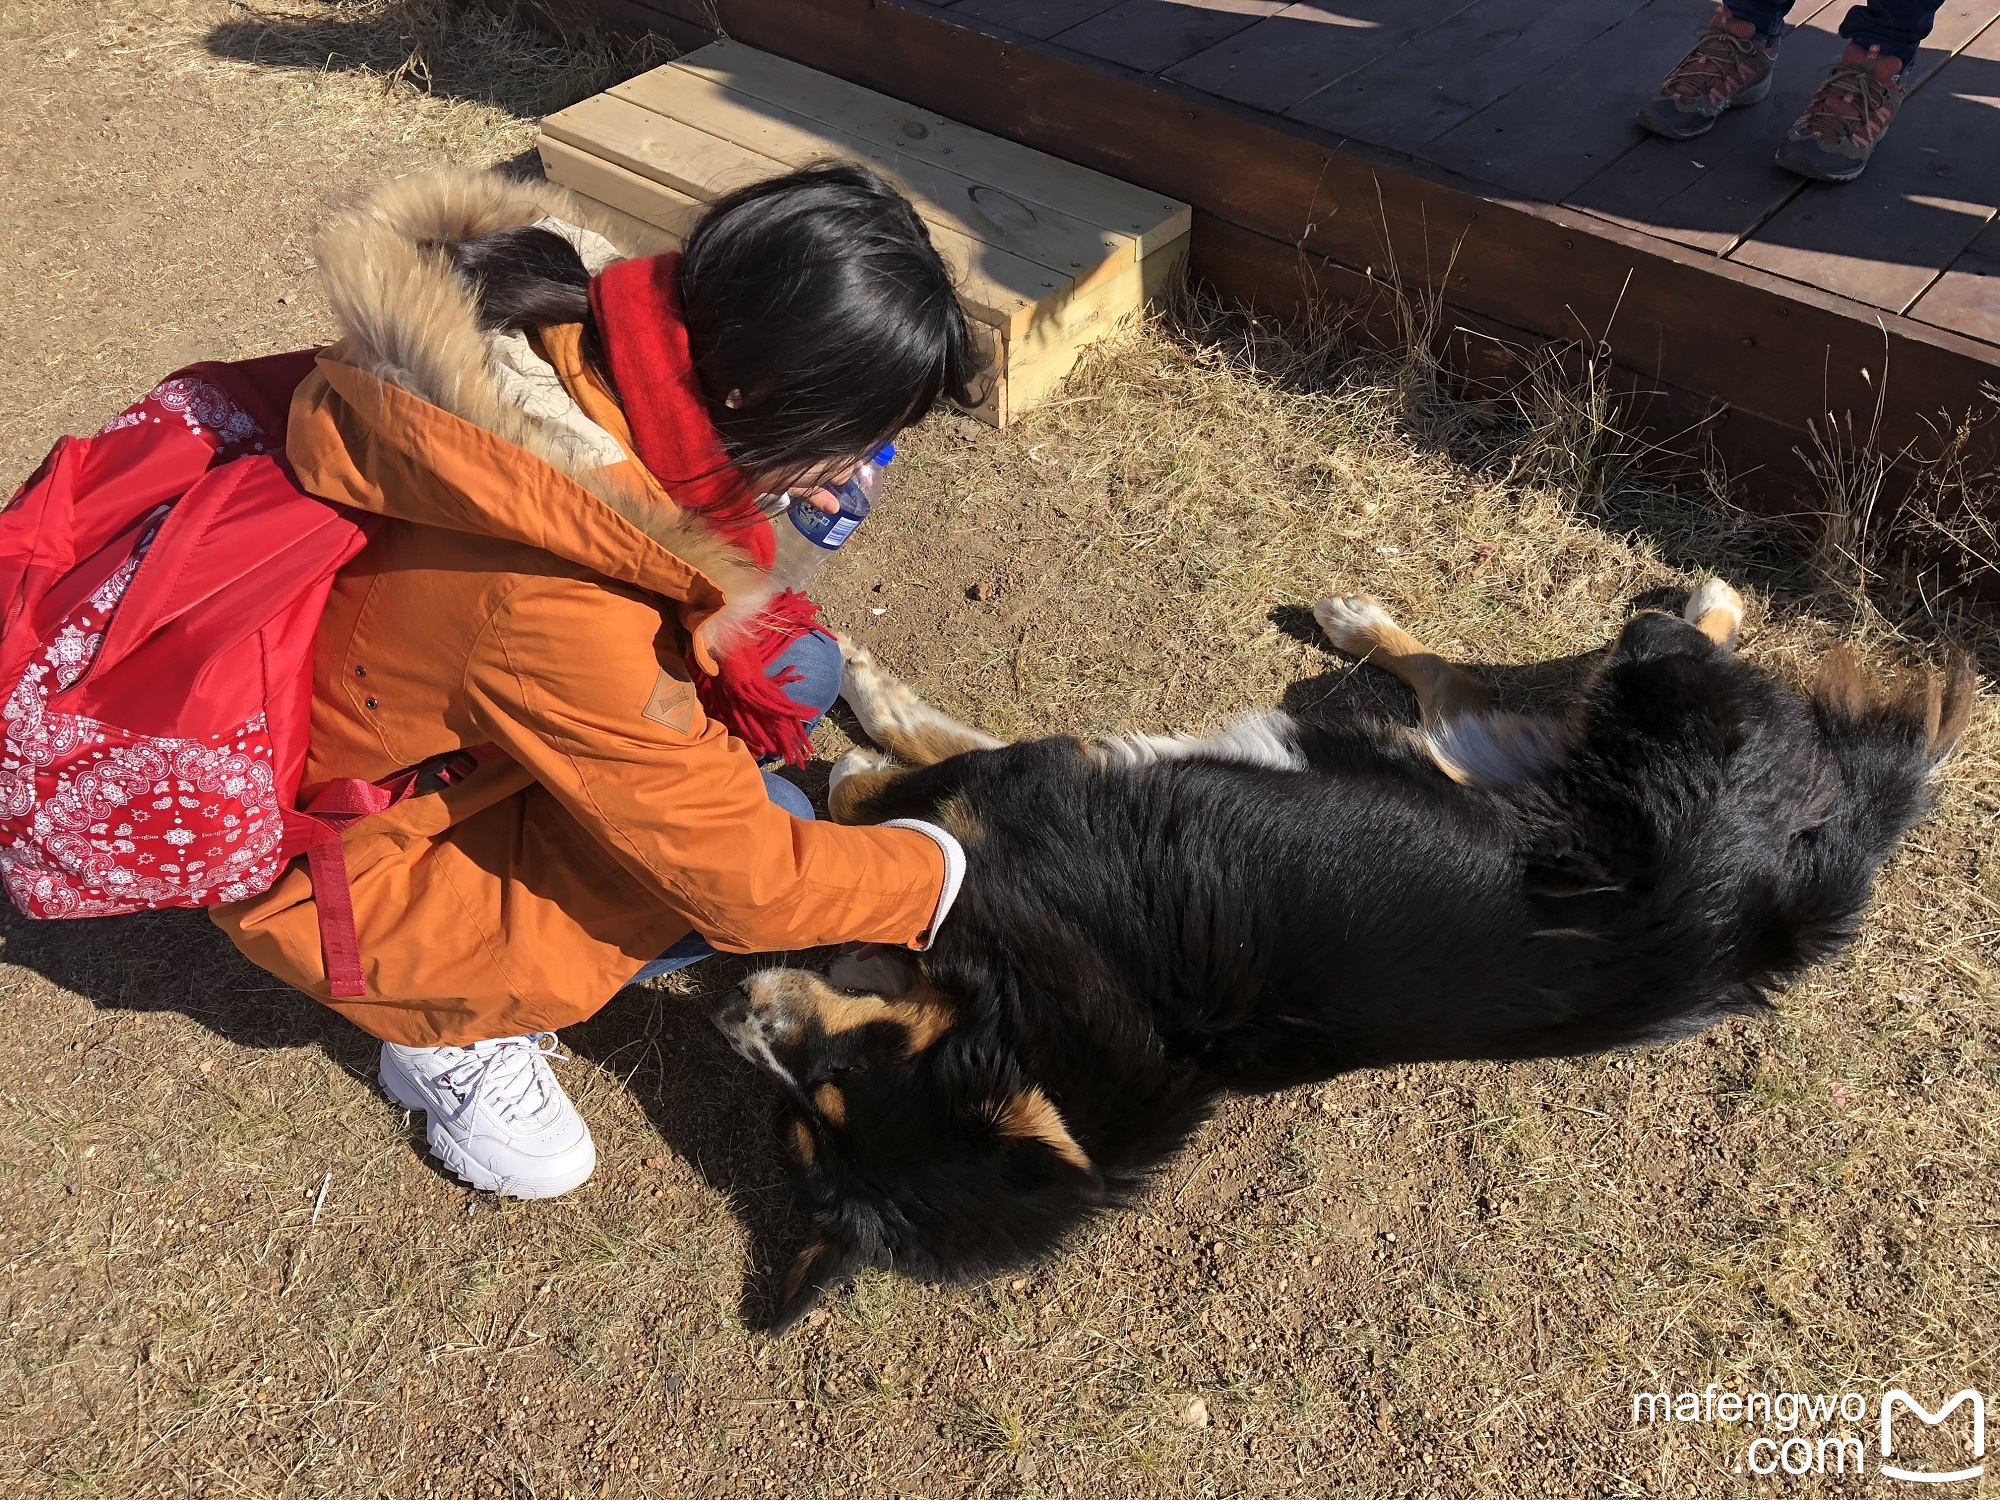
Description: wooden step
540,38,1190,425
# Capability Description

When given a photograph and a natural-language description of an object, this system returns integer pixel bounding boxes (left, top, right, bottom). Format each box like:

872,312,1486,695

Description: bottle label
790,502,861,551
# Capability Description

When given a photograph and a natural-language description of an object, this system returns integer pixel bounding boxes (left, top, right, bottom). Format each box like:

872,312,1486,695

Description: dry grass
4,4,1999,1498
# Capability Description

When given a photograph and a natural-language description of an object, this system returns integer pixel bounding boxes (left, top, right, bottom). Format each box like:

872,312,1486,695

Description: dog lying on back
710,582,1972,1332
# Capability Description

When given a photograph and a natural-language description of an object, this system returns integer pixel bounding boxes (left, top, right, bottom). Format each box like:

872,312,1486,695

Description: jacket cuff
882,819,966,951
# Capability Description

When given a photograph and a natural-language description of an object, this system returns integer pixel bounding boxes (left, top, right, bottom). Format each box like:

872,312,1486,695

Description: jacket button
354,665,368,678
364,697,379,710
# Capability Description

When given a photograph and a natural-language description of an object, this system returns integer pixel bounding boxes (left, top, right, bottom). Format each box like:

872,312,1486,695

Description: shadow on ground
0,877,805,1323
201,2,674,122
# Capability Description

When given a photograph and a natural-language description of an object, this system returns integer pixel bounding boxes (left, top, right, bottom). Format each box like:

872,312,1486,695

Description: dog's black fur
710,600,1971,1332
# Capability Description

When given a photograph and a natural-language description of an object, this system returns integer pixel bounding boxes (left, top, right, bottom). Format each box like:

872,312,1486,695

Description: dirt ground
3,4,1998,1498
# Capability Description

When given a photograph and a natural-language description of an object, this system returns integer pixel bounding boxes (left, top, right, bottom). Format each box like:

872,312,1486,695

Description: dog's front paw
828,747,896,796
1313,594,1397,656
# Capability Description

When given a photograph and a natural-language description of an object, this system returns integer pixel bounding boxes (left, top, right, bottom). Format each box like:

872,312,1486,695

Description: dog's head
710,963,1106,1334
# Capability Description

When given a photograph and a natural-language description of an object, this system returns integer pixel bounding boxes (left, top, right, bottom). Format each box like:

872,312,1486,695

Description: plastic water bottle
768,444,894,589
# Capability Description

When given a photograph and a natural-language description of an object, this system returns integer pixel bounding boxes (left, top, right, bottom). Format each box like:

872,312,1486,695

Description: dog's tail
1772,648,1976,965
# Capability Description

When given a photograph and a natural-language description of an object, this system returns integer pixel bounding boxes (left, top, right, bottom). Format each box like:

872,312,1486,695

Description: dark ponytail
442,225,610,380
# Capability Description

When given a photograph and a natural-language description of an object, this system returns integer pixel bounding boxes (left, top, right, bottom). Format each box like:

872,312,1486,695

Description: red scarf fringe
686,589,825,766
589,254,827,761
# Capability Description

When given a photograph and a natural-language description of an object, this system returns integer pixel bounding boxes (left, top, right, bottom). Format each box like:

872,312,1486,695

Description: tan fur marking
992,1088,1092,1172
1813,647,1978,763
1315,595,1494,724
934,792,984,846
827,766,905,825
814,1083,848,1127
839,641,1003,766
782,1237,829,1304
1814,647,1874,719
1933,654,1978,756
1692,610,1738,649
806,980,956,1055
790,1119,816,1163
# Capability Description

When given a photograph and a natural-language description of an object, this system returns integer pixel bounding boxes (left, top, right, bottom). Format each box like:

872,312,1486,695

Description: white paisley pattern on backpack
0,516,284,917
96,376,266,449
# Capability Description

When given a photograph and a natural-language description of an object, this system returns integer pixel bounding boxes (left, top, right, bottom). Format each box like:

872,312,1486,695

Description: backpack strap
284,746,507,999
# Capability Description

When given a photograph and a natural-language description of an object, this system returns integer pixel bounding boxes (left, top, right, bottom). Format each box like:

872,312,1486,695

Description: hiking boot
1636,6,1779,140
380,1032,596,1198
1775,44,1906,182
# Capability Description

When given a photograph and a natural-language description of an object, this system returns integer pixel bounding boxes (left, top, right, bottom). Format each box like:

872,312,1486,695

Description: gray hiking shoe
1775,44,1906,182
1637,5,1779,140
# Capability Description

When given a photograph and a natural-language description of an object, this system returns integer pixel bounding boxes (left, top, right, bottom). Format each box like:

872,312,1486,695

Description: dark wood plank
1418,0,1711,200
1731,20,2000,311
952,0,1123,37
1566,0,1991,255
1287,0,1649,155
654,0,2000,469
1162,0,1486,114
1909,219,2000,344
1054,0,1287,75
570,0,719,48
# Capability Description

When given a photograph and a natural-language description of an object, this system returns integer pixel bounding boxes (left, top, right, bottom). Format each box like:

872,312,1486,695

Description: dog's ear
985,1087,1105,1202
768,1226,874,1336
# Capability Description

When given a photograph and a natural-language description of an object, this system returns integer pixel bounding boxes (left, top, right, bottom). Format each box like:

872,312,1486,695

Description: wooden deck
588,0,2000,494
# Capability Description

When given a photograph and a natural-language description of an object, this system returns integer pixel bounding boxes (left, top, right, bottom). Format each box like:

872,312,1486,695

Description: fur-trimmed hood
297,169,773,652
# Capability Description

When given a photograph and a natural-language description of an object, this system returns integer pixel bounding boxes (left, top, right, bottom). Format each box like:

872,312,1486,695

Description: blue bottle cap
874,443,896,465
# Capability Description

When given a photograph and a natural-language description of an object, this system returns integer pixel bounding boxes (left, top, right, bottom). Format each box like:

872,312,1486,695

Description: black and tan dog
710,583,1972,1331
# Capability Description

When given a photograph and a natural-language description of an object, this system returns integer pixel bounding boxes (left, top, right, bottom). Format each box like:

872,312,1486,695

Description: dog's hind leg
838,638,1004,767
1314,595,1495,721
1684,578,1744,650
1313,594,1568,787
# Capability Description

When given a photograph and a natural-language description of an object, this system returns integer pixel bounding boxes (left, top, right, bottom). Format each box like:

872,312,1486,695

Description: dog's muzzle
709,985,800,1090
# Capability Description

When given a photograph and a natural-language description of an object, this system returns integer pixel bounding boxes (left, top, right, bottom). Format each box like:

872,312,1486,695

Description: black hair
678,163,985,484
442,164,985,490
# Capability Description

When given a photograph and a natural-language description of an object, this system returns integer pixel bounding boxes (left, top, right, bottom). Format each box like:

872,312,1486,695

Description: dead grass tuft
221,0,674,117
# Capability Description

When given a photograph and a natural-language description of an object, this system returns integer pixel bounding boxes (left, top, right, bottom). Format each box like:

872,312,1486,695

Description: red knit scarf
588,253,822,765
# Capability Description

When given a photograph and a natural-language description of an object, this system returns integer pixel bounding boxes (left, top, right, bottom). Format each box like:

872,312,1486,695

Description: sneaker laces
1797,53,1898,140
437,1032,569,1130
1664,16,1768,99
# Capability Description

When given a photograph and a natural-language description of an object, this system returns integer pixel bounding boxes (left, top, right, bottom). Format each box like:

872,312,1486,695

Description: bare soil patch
3,5,1996,1498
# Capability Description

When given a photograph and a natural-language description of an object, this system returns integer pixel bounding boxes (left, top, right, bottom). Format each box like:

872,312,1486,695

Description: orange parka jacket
212,173,945,1047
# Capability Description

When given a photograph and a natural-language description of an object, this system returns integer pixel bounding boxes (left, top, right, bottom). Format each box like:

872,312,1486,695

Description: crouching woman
216,166,981,1199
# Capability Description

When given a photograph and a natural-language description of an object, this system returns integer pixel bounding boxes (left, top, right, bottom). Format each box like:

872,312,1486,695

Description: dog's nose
709,986,754,1036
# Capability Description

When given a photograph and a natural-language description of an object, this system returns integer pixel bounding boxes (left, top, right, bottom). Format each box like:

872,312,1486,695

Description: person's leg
1637,1,1793,140
1836,0,1933,64
1775,0,1932,181
769,629,844,736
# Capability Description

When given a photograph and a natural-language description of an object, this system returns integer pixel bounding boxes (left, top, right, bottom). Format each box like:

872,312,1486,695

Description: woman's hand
797,487,842,515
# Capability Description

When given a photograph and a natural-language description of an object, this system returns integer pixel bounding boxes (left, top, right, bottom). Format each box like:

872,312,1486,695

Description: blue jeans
1724,0,1935,64
628,629,842,983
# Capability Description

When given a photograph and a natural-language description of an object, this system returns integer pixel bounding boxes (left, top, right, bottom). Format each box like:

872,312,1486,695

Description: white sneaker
379,1032,596,1199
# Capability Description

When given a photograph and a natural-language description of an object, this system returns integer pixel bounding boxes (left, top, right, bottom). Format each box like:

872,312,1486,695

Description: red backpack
0,353,469,998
